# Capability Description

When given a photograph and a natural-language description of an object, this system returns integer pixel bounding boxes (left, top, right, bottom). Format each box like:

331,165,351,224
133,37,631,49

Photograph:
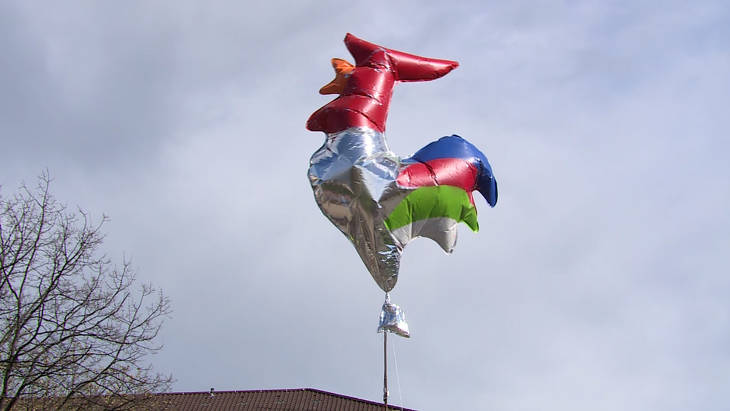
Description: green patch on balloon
384,186,479,232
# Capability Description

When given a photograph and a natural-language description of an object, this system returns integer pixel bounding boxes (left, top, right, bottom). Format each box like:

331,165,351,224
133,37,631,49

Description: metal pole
383,330,388,408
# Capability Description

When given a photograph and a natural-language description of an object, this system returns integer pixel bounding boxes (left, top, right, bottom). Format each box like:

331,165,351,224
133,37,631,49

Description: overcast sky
2,1,729,410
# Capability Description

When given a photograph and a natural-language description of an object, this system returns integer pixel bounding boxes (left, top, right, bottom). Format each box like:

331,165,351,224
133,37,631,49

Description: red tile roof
147,388,417,410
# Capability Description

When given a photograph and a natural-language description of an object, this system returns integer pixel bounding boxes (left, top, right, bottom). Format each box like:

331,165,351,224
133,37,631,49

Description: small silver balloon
377,294,410,338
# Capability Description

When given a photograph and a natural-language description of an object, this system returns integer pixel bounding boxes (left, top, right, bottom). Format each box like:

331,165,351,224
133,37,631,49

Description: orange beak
319,58,355,95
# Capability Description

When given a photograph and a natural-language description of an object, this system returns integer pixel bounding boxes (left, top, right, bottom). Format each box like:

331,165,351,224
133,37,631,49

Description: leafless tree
0,173,172,410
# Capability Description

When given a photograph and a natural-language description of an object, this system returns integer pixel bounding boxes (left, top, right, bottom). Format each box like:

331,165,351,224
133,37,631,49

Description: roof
147,388,417,411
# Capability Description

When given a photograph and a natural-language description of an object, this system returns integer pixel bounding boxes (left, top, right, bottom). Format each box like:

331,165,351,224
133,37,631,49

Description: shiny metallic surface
308,127,408,292
308,35,496,300
377,294,410,338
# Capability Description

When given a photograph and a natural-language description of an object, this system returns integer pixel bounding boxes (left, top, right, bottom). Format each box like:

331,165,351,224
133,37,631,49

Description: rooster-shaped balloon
308,34,497,302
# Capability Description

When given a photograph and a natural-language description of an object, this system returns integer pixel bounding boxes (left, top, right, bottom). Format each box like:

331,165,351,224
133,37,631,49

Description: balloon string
392,337,404,410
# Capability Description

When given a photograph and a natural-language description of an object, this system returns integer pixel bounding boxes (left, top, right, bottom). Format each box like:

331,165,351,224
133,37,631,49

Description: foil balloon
307,34,498,332
378,294,410,338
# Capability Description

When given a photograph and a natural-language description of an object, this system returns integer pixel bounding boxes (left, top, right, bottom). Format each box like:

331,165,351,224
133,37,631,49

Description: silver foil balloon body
308,127,406,292
378,294,410,338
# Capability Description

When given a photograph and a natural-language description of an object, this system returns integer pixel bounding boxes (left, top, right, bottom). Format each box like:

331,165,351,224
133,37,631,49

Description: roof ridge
159,388,316,395
152,388,415,409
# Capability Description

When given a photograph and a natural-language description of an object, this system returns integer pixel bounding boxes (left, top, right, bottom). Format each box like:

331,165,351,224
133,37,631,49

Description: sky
1,1,729,409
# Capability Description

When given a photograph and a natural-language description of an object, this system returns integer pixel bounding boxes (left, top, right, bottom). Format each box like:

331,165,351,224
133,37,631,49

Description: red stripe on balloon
397,158,479,205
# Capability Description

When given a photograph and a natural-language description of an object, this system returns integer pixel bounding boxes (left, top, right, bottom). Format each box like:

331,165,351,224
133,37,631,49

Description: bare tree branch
0,174,172,410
